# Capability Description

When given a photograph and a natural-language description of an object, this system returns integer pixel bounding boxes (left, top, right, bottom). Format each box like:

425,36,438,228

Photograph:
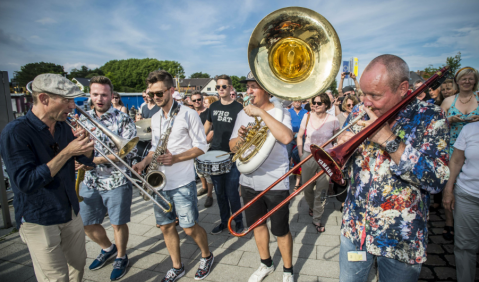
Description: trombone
67,106,173,213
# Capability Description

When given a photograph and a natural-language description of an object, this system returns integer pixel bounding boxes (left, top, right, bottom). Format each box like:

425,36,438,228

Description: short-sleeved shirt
231,107,292,191
288,108,308,133
149,103,208,191
206,100,243,152
141,104,160,119
454,122,479,198
300,113,340,152
80,107,138,191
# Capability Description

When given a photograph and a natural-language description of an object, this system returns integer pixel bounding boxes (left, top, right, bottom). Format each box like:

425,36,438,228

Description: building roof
409,71,424,87
73,77,90,86
177,78,213,87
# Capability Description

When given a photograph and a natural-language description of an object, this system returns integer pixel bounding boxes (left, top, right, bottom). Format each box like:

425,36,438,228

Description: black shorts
241,186,290,237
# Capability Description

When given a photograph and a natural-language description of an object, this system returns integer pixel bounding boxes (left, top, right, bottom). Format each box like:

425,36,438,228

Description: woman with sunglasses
337,95,359,128
297,93,340,233
111,91,127,113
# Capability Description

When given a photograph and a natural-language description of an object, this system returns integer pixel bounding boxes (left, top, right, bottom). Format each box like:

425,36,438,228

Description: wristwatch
385,136,402,153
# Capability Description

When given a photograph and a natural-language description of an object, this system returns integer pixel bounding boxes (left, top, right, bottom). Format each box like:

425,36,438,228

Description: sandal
308,208,313,217
443,226,454,241
313,222,325,233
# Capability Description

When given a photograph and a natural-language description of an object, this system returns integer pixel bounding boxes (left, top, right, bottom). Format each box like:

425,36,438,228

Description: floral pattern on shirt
341,99,450,264
79,107,137,191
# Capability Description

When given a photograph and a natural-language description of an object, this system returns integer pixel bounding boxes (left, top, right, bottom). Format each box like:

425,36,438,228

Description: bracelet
381,132,395,147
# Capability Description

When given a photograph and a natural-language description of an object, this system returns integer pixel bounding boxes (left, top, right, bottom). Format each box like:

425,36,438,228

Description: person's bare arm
296,127,305,157
443,148,465,211
244,105,293,145
206,131,214,143
204,120,212,135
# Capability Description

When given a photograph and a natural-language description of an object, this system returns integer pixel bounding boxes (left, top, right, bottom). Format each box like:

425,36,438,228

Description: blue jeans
339,235,421,282
210,163,242,225
287,137,301,164
153,181,199,228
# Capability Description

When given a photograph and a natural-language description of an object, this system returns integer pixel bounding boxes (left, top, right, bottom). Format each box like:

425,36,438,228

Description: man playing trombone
132,70,213,282
337,55,450,282
77,76,138,280
229,72,295,282
0,74,95,282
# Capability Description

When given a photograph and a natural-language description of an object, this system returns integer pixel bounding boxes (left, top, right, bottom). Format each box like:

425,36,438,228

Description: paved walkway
0,177,465,281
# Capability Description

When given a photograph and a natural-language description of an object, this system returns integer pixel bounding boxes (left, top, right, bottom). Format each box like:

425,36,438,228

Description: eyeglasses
312,101,324,106
50,143,60,156
113,97,120,100
192,99,202,102
215,85,228,90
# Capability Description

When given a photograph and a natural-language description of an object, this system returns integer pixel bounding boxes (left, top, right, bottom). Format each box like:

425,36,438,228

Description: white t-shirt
300,113,340,152
230,108,292,191
326,105,336,116
149,104,208,191
454,122,479,198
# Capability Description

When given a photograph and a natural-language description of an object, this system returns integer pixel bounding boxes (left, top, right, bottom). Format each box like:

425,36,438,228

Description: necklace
458,93,474,104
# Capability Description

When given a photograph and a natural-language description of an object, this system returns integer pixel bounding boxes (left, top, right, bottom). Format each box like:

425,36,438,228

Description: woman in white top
442,122,479,282
112,91,127,113
297,93,340,233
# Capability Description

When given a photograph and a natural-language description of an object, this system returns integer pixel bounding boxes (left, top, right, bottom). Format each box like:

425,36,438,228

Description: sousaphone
235,6,342,174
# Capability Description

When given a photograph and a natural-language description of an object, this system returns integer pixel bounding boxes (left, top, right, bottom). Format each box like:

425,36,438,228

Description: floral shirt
341,99,450,264
79,107,137,191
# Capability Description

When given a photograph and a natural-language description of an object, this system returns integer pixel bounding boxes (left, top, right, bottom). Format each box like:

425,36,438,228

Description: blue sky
1,0,478,86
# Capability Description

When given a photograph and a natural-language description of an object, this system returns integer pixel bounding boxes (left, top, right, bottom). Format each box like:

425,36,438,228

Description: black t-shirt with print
206,100,243,152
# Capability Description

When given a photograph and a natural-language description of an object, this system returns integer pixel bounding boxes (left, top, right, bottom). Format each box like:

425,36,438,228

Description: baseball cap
342,86,354,93
240,71,257,83
32,73,85,98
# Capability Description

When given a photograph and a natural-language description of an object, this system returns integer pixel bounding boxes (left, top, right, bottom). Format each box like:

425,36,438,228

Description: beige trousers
19,210,86,282
301,151,330,225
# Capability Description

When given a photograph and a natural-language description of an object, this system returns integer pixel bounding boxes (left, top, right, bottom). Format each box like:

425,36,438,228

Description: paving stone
127,249,168,271
294,257,339,278
431,221,445,228
430,228,444,235
316,245,340,261
424,254,446,266
442,244,455,253
435,266,457,280
292,243,317,259
0,243,32,266
203,263,257,281
190,246,244,266
428,214,443,221
444,254,456,266
426,243,444,254
294,232,340,246
419,266,434,279
116,266,163,282
83,257,118,282
127,222,155,236
222,236,260,253
0,260,35,282
429,235,451,244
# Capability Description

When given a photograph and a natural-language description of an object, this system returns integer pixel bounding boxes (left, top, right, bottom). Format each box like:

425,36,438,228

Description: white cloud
35,17,57,24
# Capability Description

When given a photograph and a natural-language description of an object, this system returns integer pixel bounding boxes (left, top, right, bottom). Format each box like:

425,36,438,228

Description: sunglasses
113,97,120,100
312,101,324,106
192,99,202,102
346,103,354,107
148,89,168,98
215,85,228,90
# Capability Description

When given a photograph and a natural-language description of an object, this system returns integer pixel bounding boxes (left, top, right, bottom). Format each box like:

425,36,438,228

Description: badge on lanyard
347,251,367,262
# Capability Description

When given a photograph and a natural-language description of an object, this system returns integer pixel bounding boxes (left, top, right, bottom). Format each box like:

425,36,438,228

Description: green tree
68,65,104,79
422,52,461,79
231,75,246,92
190,72,210,78
13,62,65,87
100,58,185,91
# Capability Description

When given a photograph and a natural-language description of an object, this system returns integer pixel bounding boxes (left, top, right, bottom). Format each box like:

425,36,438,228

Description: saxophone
141,102,181,200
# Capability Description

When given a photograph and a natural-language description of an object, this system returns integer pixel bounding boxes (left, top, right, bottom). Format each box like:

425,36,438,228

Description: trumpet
67,106,173,213
228,66,450,237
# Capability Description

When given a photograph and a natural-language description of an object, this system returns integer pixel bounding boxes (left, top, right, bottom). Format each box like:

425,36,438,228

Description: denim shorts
153,181,199,228
79,182,132,226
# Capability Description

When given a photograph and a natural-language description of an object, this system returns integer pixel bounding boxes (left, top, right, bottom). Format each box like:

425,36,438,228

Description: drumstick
216,152,234,158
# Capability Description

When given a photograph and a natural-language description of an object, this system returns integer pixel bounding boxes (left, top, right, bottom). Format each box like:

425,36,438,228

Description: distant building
72,77,90,92
175,78,217,96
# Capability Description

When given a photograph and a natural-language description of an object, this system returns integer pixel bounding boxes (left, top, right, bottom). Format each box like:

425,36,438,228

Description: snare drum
195,151,232,175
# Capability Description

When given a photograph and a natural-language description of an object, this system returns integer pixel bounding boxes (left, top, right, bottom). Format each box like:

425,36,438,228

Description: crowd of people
0,55,478,282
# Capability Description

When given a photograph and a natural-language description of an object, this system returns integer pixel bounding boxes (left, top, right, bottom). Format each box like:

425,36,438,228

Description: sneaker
248,263,274,282
283,272,294,282
89,244,118,270
194,253,214,280
197,188,207,196
161,264,185,282
110,255,129,280
211,223,227,234
204,196,213,208
235,221,245,234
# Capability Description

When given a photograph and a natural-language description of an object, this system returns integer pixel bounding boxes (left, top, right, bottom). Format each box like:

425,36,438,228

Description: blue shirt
0,110,94,229
288,108,308,133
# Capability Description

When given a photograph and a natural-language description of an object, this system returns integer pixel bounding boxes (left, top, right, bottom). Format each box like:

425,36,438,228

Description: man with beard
0,74,95,282
132,71,213,281
203,74,245,234
78,76,138,280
